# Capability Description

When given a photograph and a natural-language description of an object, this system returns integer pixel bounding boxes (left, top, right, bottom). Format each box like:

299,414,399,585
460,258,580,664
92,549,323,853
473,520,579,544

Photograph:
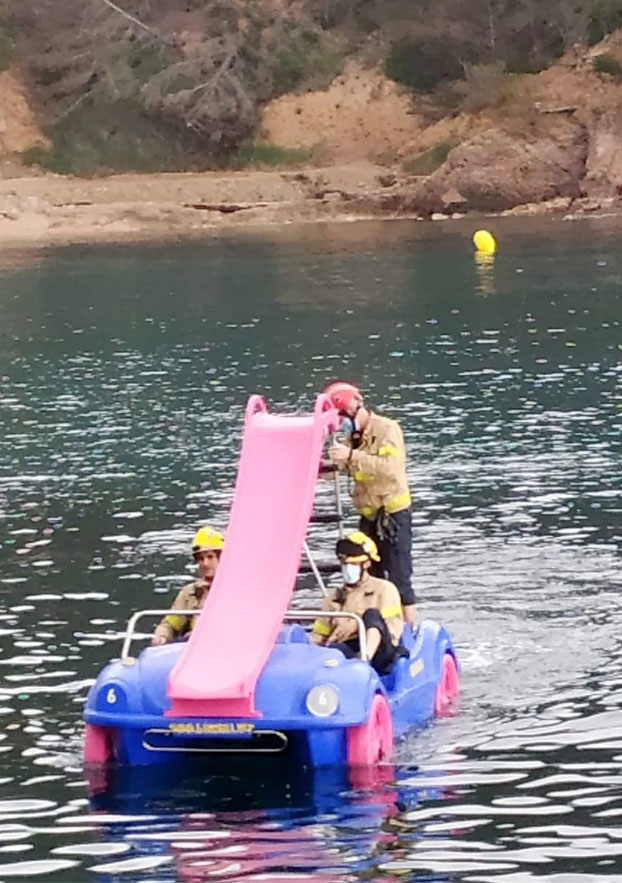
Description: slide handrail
244,394,268,421
314,392,335,418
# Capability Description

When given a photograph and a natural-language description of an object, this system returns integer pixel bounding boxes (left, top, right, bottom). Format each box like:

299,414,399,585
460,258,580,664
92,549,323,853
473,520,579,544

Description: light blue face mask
340,415,354,433
341,563,362,586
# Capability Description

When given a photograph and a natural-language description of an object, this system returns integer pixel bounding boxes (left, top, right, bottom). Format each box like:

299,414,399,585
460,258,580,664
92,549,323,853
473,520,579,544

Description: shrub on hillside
384,39,465,92
587,0,622,45
0,26,13,70
272,31,344,94
22,100,210,175
228,142,312,168
451,62,511,113
401,141,457,175
592,52,622,79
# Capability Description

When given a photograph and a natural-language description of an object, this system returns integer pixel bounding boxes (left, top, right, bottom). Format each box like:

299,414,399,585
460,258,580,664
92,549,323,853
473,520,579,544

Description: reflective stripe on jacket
152,579,209,643
345,412,411,517
312,572,404,647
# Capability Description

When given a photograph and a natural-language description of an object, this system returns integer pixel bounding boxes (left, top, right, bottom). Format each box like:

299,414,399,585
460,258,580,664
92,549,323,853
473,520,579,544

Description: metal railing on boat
121,608,367,662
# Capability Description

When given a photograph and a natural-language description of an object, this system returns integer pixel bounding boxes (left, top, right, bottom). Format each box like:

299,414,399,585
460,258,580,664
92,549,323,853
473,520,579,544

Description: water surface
1,217,622,881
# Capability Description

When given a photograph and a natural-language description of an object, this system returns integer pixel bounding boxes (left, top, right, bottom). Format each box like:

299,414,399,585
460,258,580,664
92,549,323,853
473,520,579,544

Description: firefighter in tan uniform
311,532,405,674
151,526,224,646
324,381,417,626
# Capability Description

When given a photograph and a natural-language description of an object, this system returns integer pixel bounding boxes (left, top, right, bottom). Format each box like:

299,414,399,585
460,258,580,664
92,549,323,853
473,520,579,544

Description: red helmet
324,381,361,413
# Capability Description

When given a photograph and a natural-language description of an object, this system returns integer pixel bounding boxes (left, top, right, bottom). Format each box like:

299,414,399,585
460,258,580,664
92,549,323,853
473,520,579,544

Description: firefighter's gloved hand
386,514,400,543
328,442,350,464
328,620,357,644
374,507,399,544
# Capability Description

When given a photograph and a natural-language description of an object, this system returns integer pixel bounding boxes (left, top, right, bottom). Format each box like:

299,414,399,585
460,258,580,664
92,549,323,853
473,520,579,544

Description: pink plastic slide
167,394,339,719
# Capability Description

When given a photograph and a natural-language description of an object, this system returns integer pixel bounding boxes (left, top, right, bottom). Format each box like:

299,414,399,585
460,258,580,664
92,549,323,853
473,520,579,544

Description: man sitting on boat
151,526,224,645
310,531,405,674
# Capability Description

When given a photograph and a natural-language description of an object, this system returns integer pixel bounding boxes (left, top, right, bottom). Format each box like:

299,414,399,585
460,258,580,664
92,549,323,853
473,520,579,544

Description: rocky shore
0,164,415,244
0,156,619,247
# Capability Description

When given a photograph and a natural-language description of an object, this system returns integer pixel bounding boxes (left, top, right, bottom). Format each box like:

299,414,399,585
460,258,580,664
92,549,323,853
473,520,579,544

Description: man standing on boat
310,531,405,673
323,381,416,627
151,526,224,645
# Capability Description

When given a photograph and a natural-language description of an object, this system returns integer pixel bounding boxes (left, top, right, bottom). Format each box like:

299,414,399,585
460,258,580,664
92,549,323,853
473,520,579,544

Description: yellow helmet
336,531,380,563
191,526,224,554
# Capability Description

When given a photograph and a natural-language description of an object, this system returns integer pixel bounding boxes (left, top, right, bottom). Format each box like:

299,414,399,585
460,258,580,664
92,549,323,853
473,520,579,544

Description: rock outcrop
409,114,588,215
581,108,622,198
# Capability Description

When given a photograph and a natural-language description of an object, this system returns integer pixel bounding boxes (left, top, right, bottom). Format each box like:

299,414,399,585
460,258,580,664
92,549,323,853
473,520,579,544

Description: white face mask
341,563,362,586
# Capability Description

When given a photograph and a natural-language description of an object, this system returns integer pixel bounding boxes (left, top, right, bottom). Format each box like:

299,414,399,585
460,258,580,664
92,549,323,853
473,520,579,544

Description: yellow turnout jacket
312,572,404,647
152,578,210,643
344,412,411,518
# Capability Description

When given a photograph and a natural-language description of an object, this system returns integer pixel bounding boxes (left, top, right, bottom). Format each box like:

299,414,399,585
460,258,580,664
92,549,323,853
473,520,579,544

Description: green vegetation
592,51,622,78
5,0,622,175
228,142,313,169
452,62,512,114
22,100,205,176
588,0,622,44
384,40,464,93
128,45,172,85
273,32,344,94
0,27,13,71
401,141,457,175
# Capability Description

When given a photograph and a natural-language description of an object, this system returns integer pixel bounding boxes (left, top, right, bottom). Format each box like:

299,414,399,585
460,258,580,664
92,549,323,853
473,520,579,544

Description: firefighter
310,531,405,674
151,526,224,645
324,381,416,626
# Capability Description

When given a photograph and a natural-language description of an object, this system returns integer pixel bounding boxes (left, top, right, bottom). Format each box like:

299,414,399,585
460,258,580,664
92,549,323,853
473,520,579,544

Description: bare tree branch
96,0,155,35
54,87,95,123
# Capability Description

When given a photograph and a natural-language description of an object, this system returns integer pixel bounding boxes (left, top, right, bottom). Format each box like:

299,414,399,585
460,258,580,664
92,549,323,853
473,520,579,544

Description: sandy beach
0,163,429,245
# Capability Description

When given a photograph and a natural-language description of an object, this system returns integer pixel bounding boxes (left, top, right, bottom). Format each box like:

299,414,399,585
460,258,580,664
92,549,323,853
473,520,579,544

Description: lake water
1,217,622,881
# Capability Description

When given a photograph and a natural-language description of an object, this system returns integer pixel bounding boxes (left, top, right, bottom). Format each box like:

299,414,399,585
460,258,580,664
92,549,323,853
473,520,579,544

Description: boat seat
379,625,418,691
401,623,416,652
276,624,309,644
380,670,396,691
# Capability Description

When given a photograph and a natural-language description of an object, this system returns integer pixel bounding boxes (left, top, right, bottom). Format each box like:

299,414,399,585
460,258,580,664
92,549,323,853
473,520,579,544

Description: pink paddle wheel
434,653,460,716
347,693,393,766
84,723,114,764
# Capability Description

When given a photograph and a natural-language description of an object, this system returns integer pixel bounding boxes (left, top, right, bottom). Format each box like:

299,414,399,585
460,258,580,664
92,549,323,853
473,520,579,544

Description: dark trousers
360,507,416,606
331,608,399,674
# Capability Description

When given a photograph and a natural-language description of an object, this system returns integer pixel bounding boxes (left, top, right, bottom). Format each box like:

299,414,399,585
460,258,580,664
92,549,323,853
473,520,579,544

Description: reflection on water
83,760,407,881
474,251,496,297
1,217,622,880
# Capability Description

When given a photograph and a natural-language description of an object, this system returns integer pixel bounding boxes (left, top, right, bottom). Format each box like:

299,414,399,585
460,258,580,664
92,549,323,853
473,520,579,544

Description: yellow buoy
473,229,497,255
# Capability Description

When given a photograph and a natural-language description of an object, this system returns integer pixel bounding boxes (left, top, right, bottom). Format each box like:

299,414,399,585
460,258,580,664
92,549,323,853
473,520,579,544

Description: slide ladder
167,394,339,719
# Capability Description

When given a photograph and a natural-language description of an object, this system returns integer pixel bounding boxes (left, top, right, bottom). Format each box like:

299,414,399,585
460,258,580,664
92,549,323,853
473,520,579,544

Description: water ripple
1,223,622,880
